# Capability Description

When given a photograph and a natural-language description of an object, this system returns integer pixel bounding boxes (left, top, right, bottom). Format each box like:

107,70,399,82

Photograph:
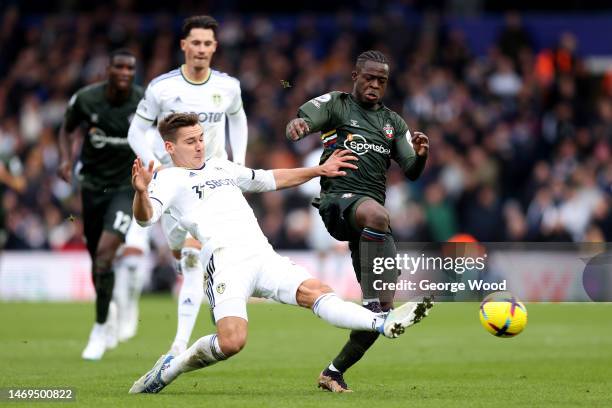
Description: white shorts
205,246,313,322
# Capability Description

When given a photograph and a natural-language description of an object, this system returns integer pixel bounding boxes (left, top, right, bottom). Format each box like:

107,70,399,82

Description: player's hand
57,160,73,183
286,118,310,141
131,158,154,193
319,149,358,177
411,131,429,157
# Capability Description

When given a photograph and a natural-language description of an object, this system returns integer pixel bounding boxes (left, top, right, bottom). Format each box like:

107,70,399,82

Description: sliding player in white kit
121,15,247,352
128,113,433,394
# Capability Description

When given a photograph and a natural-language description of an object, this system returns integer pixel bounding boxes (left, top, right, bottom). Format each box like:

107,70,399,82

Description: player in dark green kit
58,49,143,360
286,50,432,392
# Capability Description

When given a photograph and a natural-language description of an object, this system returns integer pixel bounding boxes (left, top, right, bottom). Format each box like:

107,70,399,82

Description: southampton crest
383,124,394,139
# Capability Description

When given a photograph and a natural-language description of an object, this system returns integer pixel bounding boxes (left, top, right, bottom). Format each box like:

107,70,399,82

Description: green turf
1,297,611,407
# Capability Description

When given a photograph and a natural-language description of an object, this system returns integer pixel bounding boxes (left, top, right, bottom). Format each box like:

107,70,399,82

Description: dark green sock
332,330,380,373
380,234,399,304
360,228,399,303
94,272,115,323
332,232,399,374
359,227,387,301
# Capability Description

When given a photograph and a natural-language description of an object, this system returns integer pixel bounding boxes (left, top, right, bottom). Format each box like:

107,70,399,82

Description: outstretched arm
273,149,357,189
235,149,357,193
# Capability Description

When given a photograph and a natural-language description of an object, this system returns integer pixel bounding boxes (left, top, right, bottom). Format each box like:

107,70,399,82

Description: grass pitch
2,297,611,407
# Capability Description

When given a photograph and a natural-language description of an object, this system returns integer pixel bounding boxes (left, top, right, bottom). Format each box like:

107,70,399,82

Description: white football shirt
143,158,276,257
136,66,243,161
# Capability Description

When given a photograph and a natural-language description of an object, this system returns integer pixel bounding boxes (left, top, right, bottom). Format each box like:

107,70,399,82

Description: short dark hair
355,50,389,70
158,112,200,142
182,15,218,39
110,48,135,63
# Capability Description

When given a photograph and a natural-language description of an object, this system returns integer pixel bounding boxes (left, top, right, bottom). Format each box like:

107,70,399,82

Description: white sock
126,255,146,335
312,293,379,331
114,254,147,340
113,258,130,325
171,247,204,352
163,334,226,383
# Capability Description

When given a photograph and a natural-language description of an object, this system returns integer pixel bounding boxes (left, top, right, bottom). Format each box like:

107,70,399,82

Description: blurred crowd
0,5,611,251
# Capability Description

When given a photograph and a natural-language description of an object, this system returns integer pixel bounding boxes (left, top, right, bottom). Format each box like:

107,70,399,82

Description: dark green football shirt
298,91,421,204
64,81,143,190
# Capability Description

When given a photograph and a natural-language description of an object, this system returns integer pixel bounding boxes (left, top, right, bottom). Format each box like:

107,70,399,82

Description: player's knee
296,279,333,308
218,331,247,357
94,248,115,274
365,209,390,231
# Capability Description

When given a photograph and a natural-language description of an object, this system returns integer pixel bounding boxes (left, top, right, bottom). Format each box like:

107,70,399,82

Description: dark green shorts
316,193,372,242
81,187,134,257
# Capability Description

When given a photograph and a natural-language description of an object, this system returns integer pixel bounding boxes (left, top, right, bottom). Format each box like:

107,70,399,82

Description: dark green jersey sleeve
391,115,427,181
64,91,85,132
297,92,342,133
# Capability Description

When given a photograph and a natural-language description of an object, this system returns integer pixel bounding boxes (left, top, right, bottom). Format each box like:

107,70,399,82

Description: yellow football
479,292,528,338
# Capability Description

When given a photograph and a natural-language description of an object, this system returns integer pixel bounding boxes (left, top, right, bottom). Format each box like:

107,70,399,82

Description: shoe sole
317,374,353,393
389,295,435,337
